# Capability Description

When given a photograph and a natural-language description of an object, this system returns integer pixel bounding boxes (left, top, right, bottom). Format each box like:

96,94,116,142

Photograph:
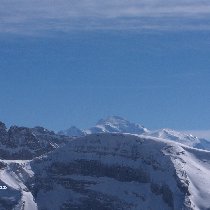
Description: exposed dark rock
0,121,8,146
150,183,174,208
48,160,150,183
0,121,70,160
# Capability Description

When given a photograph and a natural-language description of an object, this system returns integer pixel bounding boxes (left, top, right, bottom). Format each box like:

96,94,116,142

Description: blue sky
0,0,210,138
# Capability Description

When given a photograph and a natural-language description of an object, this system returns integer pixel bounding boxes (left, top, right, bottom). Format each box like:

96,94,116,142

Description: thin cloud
0,0,210,35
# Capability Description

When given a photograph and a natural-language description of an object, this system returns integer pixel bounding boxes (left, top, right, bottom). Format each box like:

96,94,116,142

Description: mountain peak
58,126,85,137
88,116,148,135
96,116,129,126
0,121,7,130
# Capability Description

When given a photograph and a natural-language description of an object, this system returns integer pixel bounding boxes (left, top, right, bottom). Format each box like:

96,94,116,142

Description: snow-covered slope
1,133,210,210
149,128,210,151
0,160,37,210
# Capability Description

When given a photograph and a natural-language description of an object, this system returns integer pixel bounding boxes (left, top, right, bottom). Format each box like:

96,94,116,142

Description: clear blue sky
0,0,210,135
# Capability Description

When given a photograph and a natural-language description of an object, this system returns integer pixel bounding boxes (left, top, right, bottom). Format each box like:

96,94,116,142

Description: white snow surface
0,160,38,210
149,128,210,151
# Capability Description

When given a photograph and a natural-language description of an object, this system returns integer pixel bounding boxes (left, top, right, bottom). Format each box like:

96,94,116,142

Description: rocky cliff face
0,122,70,159
0,122,8,146
29,134,178,210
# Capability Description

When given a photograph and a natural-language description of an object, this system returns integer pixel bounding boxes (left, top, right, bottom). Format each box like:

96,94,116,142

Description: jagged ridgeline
0,121,69,159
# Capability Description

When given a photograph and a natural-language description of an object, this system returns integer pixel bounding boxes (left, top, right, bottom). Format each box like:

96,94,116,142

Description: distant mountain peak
58,126,86,137
86,116,148,135
97,115,127,124
59,116,148,137
0,121,7,130
57,116,210,151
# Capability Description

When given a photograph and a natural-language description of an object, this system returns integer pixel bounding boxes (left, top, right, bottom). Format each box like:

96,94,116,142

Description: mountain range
59,116,210,151
0,116,210,210
0,122,69,160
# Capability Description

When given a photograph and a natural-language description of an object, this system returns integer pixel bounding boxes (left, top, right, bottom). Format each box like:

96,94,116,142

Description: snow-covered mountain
149,128,210,151
58,126,86,137
1,133,210,210
59,116,148,137
85,116,149,135
0,122,69,160
58,116,210,152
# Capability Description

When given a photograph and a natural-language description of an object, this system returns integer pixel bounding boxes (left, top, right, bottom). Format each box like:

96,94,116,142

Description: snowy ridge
150,128,200,144
149,128,210,151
